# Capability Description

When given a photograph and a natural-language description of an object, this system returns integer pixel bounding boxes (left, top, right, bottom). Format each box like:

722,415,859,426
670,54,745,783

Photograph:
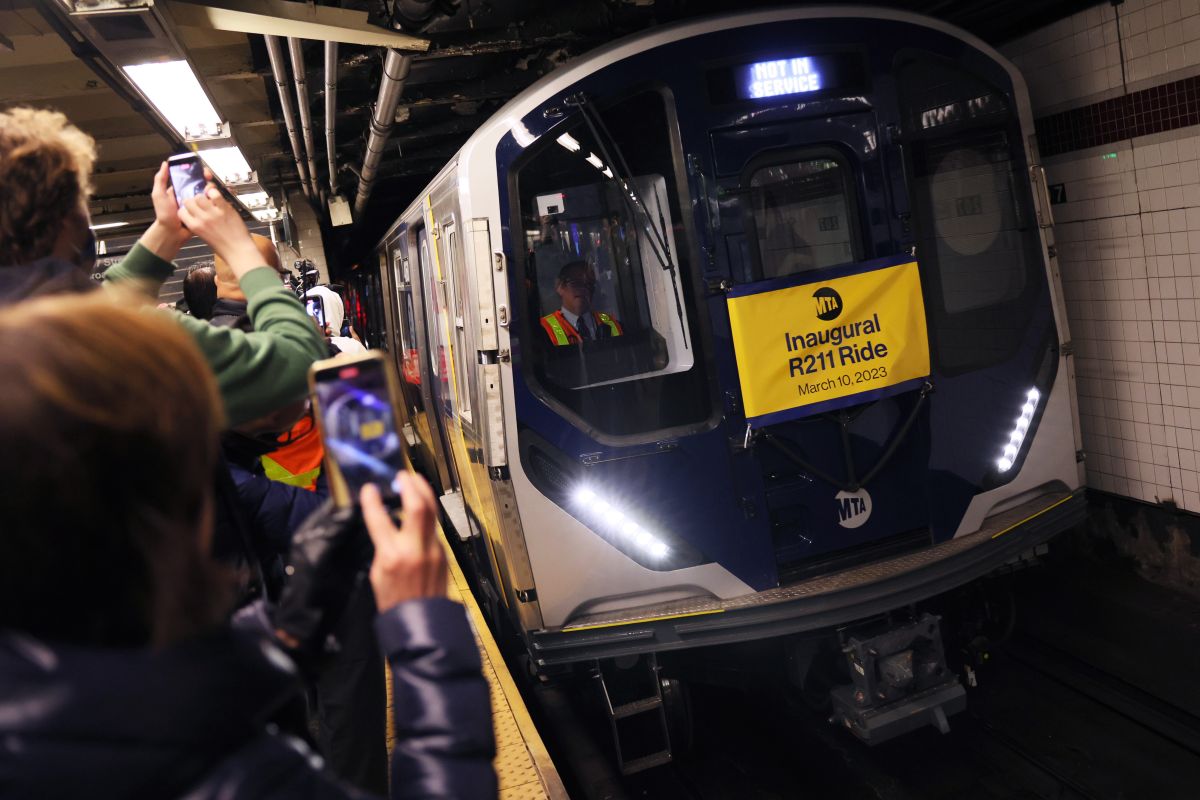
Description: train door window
418,225,452,416
442,221,474,424
394,246,421,387
898,54,1042,372
745,153,861,278
513,89,712,438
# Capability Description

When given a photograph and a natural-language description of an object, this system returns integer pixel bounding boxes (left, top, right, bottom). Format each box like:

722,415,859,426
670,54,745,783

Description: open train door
709,108,936,581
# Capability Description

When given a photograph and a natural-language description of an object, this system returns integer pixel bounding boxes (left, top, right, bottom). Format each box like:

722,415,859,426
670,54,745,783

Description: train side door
708,112,934,573
416,223,462,492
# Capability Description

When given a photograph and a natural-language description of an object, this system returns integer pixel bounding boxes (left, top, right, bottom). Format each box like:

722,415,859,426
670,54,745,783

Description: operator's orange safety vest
540,309,623,346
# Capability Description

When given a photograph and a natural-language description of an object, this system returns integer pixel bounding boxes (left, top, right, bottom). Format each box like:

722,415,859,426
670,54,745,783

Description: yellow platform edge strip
561,607,726,633
990,494,1073,540
439,524,571,800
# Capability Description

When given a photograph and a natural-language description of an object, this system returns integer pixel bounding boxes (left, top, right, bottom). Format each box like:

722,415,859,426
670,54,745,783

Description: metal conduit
353,48,411,219
324,41,339,196
287,37,320,199
264,35,310,198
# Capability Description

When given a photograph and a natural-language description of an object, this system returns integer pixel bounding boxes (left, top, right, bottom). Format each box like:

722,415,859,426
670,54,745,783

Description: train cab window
898,55,1042,372
514,89,711,437
747,155,860,278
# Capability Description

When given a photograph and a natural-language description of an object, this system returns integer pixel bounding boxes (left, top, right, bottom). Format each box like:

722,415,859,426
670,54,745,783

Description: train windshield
515,90,711,437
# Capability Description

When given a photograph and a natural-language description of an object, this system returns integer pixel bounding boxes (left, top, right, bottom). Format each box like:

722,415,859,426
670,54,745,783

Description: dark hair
556,260,591,282
0,293,231,646
183,265,217,320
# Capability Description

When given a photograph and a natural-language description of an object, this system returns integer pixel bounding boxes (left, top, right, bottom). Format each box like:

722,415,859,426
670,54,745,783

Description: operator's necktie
577,315,593,341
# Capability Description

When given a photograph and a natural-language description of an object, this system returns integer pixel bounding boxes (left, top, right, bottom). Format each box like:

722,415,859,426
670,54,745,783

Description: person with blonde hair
0,106,325,428
0,293,496,799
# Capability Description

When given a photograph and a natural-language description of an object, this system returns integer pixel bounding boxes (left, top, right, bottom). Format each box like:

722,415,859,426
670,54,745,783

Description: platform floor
387,525,568,800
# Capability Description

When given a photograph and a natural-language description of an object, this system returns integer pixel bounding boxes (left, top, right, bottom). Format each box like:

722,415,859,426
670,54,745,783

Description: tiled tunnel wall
1003,0,1200,514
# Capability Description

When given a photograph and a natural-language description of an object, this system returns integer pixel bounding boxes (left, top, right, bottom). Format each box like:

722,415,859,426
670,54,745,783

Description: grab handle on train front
1029,165,1055,229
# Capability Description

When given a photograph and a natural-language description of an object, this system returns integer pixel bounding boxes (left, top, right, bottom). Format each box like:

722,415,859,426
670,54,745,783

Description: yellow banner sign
727,256,930,426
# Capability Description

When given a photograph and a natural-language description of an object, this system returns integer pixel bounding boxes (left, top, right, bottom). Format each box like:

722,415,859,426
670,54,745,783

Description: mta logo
835,488,872,529
813,287,843,321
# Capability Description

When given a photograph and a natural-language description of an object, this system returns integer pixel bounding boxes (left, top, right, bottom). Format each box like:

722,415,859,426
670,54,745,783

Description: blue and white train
358,6,1087,760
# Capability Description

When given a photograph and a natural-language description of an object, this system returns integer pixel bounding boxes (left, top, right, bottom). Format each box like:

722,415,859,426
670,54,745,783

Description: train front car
421,8,1086,755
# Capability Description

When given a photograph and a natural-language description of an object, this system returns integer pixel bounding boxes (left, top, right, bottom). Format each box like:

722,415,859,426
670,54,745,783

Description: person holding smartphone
0,294,495,800
0,107,326,430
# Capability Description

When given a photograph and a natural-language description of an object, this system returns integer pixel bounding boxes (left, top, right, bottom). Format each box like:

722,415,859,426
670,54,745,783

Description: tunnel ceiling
0,0,1101,249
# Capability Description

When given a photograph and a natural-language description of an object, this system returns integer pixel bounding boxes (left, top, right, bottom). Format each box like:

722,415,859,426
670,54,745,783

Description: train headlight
996,388,1040,472
572,486,671,560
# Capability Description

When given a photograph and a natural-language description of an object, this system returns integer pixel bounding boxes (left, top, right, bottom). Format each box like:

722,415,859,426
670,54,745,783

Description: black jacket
0,599,497,799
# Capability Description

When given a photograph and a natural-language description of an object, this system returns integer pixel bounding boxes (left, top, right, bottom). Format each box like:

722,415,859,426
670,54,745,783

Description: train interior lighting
88,221,129,231
997,387,1041,472
122,60,221,140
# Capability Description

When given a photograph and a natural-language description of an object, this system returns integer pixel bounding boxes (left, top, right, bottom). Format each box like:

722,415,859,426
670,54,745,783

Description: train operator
0,107,325,429
540,259,624,345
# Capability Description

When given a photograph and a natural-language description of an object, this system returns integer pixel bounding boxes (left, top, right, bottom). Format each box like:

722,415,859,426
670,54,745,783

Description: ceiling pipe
353,48,411,219
324,40,339,196
287,37,321,199
264,35,311,199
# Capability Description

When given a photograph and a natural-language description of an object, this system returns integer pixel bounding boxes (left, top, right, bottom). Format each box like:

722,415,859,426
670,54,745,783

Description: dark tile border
1035,74,1200,157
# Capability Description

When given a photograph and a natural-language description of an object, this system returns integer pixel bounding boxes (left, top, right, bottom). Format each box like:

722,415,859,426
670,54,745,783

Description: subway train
353,6,1087,766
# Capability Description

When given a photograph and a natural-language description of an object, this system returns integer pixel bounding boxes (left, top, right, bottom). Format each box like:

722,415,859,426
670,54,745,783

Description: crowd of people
0,106,497,798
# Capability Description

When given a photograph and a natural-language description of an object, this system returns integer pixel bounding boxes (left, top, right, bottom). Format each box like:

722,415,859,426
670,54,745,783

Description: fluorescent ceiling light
236,191,271,210
123,60,222,139
89,221,129,231
585,152,604,170
556,133,581,152
253,208,281,221
199,146,254,185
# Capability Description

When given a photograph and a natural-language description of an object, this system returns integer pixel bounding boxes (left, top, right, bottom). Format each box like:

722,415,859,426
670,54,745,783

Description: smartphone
306,294,326,328
167,152,207,207
309,351,405,508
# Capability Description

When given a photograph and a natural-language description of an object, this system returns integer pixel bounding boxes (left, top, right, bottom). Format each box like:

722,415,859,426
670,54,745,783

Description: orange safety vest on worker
261,414,324,491
540,309,623,346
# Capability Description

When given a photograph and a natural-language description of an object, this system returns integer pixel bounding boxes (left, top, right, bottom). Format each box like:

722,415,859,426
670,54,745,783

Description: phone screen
306,296,325,328
168,156,206,206
313,360,404,503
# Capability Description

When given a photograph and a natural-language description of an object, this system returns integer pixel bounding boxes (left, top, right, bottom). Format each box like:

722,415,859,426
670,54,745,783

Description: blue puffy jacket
0,599,497,799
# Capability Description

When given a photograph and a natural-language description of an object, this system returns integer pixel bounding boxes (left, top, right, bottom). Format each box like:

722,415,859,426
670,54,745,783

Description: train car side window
394,247,421,386
443,223,474,424
898,54,1042,373
745,153,861,278
513,89,711,437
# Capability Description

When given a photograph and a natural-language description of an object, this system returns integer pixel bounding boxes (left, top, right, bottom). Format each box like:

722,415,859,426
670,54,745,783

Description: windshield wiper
565,93,687,348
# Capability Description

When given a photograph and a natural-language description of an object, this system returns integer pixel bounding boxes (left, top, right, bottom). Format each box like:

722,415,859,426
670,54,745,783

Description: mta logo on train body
835,488,872,529
813,287,843,321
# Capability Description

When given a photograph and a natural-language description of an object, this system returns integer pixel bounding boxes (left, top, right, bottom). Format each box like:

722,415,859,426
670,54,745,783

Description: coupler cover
830,612,966,743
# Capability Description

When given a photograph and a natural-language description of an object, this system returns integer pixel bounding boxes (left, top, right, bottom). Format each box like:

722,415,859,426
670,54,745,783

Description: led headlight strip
996,387,1040,473
572,487,671,560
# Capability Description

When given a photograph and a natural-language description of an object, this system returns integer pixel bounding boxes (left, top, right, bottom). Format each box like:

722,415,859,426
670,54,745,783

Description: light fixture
199,146,255,186
89,221,129,231
235,191,271,210
585,152,604,170
572,486,671,560
253,207,281,222
996,387,1040,472
123,60,222,140
556,132,581,152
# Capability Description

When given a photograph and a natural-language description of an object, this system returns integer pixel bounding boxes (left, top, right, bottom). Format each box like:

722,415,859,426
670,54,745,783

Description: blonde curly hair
0,107,96,265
